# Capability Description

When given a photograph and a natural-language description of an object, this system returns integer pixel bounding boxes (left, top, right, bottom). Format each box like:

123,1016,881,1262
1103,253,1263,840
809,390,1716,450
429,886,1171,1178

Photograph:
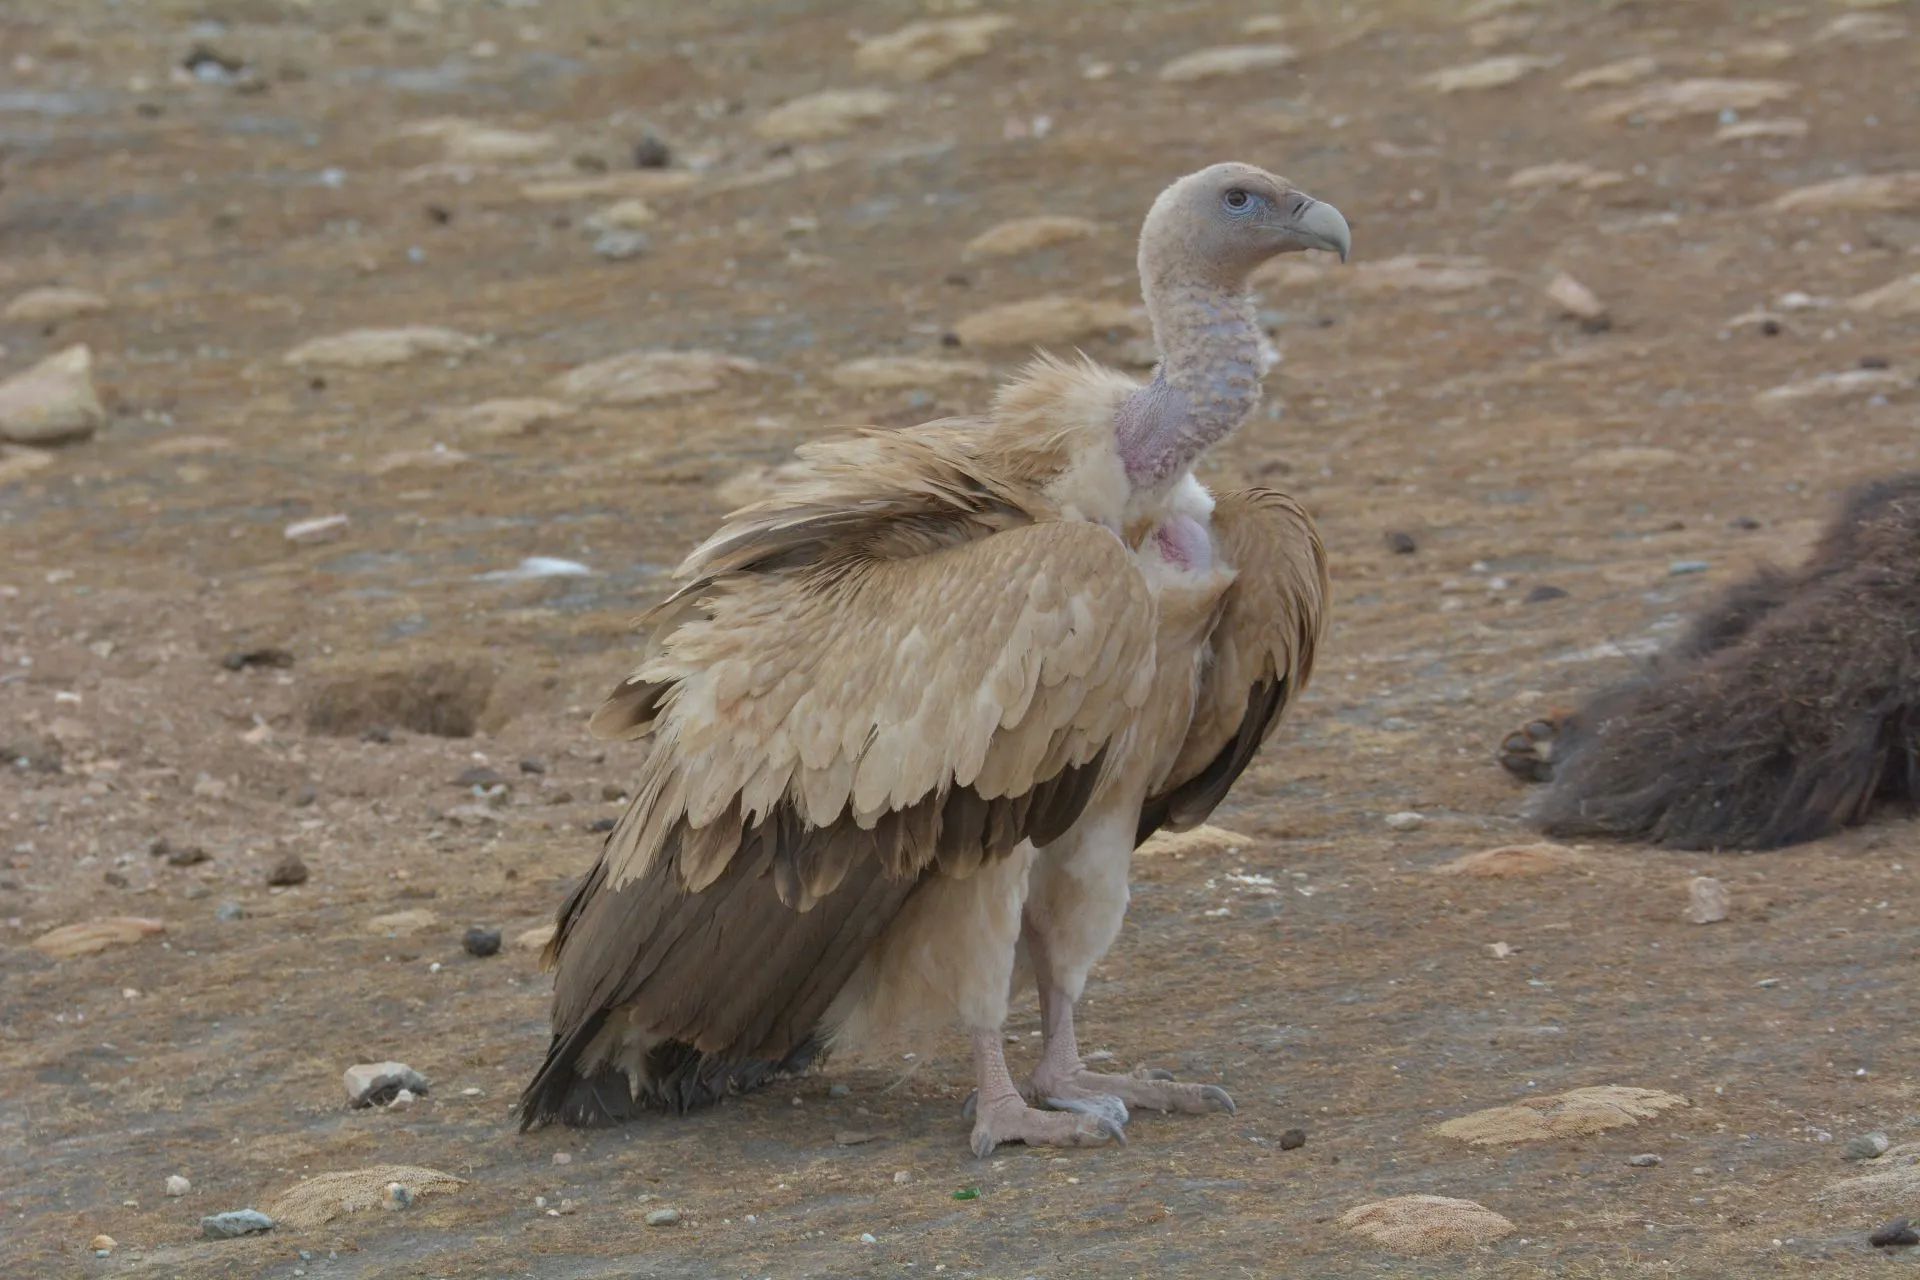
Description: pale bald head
1139,162,1350,286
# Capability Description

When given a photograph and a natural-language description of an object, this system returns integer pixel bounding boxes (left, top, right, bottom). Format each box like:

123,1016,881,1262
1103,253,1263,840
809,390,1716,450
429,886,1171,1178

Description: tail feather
516,1012,818,1130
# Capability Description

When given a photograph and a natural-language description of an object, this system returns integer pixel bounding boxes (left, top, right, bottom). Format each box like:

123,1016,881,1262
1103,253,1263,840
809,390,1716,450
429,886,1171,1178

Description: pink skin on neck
1114,278,1264,490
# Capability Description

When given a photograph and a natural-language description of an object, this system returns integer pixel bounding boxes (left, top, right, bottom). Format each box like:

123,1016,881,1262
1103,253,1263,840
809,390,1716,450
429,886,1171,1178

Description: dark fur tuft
1526,473,1920,851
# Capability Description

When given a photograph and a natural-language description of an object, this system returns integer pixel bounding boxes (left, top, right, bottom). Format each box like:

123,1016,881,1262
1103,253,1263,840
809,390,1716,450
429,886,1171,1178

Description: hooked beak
1279,195,1351,263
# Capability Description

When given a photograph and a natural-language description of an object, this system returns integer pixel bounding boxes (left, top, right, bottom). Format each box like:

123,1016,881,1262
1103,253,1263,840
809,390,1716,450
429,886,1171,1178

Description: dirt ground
4,0,1919,1275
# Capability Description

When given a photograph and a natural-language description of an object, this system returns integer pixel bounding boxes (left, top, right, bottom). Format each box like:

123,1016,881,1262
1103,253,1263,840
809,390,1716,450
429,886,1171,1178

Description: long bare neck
1116,268,1263,489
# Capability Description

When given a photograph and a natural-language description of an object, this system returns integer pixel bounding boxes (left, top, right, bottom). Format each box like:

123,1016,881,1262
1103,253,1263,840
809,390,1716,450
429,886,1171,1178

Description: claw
1045,1092,1130,1132
970,1126,997,1159
961,1089,978,1122
1200,1084,1236,1115
1135,1067,1177,1081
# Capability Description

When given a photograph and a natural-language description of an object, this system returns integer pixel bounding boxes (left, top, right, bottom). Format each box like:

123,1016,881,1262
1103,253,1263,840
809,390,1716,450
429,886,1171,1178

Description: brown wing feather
1137,488,1329,844
522,516,1156,1126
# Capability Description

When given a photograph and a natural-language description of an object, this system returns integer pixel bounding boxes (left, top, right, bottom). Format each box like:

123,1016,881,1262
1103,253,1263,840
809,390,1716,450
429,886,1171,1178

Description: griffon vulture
1502,473,1920,850
519,163,1345,1155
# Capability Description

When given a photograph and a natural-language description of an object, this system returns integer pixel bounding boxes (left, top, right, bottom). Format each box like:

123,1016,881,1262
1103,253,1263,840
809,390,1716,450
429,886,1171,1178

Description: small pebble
463,926,503,958
285,514,350,545
163,841,211,867
1384,811,1425,832
384,1182,413,1211
1278,1128,1307,1150
1871,1218,1919,1248
266,854,309,886
1524,584,1569,604
166,1174,191,1196
835,1129,879,1146
586,817,617,833
1843,1132,1890,1161
215,902,245,922
343,1060,430,1107
645,1208,682,1227
828,1083,852,1099
1383,530,1417,555
1684,875,1730,925
1669,559,1711,576
518,757,548,774
893,1170,912,1185
200,1209,274,1240
454,766,506,788
553,1152,572,1165
594,230,651,261
860,1233,878,1245
90,1234,115,1255
632,134,672,168
1627,1153,1662,1167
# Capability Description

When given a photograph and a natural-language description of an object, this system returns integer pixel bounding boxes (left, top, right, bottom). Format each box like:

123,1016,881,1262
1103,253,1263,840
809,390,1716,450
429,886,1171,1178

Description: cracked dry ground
4,0,1918,1276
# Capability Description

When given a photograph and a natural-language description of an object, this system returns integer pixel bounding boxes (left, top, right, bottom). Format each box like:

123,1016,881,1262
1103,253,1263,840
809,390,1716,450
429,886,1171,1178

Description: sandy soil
4,0,1919,1276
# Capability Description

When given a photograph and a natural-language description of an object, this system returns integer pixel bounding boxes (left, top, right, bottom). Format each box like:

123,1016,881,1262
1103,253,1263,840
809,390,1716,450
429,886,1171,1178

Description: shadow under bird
518,162,1348,1155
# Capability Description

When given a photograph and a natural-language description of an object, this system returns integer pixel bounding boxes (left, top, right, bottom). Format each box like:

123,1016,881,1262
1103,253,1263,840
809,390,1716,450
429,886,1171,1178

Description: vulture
1503,473,1920,851
518,162,1346,1156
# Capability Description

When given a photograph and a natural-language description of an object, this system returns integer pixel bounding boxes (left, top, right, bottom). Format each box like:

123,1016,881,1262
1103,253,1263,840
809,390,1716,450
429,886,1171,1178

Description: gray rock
463,925,502,958
594,230,651,261
1627,1153,1662,1167
215,902,246,922
645,1207,682,1227
1669,559,1711,576
1870,1218,1918,1248
828,1083,852,1099
1844,1131,1891,1161
343,1060,431,1108
200,1209,274,1239
1384,811,1425,832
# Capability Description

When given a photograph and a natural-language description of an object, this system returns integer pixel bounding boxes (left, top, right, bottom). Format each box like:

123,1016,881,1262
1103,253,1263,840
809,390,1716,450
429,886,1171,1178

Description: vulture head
1138,162,1350,287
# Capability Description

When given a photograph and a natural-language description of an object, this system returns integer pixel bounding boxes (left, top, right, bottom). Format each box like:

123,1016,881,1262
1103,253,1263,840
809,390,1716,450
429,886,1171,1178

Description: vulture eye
1222,188,1252,212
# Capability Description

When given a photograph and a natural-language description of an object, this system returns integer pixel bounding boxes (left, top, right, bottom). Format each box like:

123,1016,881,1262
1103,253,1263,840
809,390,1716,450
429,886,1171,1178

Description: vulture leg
1023,811,1237,1119
967,1027,1123,1158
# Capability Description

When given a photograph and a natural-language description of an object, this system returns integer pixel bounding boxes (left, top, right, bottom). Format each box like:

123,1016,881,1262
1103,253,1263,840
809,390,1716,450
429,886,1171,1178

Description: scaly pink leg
1025,920,1235,1119
966,1028,1124,1158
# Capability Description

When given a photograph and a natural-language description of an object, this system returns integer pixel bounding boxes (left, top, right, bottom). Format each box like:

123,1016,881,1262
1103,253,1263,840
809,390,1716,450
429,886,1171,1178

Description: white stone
0,345,105,446
1684,876,1730,925
554,349,765,405
1384,811,1425,831
283,326,485,368
166,1175,191,1197
5,286,108,323
1158,44,1298,83
854,16,1012,80
285,514,350,544
1422,55,1554,93
343,1060,431,1107
755,90,897,143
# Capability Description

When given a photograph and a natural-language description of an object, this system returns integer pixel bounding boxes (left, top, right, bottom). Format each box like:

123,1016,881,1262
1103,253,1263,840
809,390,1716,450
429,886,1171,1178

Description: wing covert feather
602,520,1156,895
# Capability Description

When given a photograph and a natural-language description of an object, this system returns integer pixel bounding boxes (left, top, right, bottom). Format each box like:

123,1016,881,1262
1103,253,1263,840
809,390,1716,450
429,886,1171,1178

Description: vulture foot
969,1094,1125,1158
1034,1065,1236,1117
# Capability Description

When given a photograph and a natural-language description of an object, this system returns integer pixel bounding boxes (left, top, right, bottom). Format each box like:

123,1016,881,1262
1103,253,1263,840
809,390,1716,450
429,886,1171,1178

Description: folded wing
530,519,1159,1114
1138,488,1328,843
